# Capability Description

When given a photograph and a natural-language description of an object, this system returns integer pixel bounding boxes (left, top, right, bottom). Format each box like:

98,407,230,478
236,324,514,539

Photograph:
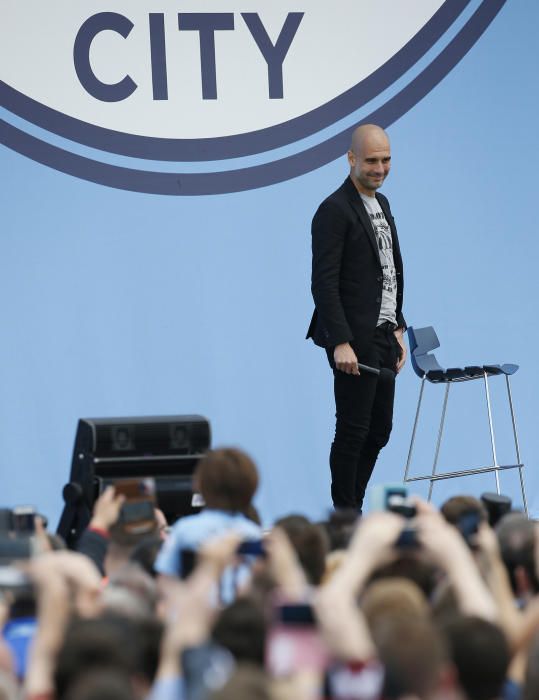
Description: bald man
306,124,406,511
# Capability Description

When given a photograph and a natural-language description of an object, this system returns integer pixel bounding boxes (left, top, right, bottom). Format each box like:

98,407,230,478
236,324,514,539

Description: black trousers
327,323,400,512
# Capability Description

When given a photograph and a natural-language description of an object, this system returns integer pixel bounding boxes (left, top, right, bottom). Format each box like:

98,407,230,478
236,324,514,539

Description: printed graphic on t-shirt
359,193,397,325
369,210,397,295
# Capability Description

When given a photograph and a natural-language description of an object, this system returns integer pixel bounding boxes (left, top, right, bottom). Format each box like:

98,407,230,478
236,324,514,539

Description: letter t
179,13,235,100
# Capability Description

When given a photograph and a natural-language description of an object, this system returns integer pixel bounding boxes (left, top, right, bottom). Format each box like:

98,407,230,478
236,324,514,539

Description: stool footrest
405,463,524,483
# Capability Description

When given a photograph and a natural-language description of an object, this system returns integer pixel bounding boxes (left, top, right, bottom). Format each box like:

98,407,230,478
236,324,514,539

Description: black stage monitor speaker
57,415,211,548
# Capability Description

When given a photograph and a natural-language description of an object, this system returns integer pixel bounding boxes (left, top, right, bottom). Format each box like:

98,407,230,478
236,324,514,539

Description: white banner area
1,0,444,137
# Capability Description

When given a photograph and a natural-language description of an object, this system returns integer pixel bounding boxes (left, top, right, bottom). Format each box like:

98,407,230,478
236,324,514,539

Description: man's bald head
348,124,391,196
350,124,389,157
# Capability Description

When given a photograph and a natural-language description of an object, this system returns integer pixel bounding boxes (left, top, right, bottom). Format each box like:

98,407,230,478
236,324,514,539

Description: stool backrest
407,326,443,378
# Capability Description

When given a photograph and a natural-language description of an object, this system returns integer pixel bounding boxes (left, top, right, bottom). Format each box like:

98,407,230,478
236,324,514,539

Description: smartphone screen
11,506,36,535
112,478,157,535
394,527,419,549
266,605,330,676
278,604,317,625
120,500,155,524
370,483,407,512
237,540,266,558
113,478,156,501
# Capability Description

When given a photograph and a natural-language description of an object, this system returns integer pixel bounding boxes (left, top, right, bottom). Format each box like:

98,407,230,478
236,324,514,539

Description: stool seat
425,363,519,383
403,326,527,511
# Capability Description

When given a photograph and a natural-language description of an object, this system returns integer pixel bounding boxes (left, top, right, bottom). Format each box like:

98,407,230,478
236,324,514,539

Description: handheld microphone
357,363,380,376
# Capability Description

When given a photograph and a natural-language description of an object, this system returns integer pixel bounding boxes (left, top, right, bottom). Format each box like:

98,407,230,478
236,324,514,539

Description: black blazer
306,176,405,357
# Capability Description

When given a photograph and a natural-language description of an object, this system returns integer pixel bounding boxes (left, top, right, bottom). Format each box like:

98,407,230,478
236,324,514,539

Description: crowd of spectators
1,447,539,700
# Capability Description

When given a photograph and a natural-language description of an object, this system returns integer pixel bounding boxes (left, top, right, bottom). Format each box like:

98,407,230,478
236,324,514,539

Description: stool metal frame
403,326,527,514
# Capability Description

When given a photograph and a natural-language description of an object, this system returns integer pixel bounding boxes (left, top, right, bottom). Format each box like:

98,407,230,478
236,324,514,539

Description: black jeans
327,323,400,512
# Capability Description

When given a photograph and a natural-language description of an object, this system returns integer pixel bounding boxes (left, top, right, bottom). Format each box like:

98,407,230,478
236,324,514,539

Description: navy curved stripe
0,0,506,196
0,0,469,161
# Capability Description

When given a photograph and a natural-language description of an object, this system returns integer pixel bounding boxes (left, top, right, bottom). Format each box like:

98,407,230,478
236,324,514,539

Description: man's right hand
334,342,360,375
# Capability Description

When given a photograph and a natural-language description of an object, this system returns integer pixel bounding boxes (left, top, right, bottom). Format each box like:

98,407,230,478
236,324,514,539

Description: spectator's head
62,671,136,700
375,616,449,700
441,496,488,528
101,563,158,618
496,513,539,600
194,448,259,512
212,597,267,666
105,521,159,577
55,614,162,700
441,616,509,700
361,578,429,637
273,515,329,585
369,555,439,600
55,616,134,699
210,664,271,700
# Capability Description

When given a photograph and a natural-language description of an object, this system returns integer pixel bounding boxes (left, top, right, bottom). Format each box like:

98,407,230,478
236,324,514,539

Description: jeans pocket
393,334,403,360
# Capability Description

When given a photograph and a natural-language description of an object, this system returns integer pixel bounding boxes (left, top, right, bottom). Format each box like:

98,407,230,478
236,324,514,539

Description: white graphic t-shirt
360,194,397,326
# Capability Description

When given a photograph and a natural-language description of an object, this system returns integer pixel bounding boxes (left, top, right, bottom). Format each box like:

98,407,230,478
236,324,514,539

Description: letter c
74,12,137,102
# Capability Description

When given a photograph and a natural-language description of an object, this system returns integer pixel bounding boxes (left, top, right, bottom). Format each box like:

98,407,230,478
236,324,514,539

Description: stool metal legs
506,375,528,515
483,372,500,495
429,383,450,501
403,376,426,484
403,374,528,514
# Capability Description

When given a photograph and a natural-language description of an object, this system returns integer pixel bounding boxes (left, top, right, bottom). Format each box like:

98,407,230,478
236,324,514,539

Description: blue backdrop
1,1,537,525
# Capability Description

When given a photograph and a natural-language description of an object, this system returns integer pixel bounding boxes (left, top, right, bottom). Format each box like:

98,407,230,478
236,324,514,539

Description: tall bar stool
403,326,528,513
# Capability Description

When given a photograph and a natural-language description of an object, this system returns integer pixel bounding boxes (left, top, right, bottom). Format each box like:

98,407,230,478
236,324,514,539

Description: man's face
348,136,391,194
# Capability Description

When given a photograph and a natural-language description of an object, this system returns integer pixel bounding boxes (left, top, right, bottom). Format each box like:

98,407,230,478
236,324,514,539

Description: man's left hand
394,330,407,373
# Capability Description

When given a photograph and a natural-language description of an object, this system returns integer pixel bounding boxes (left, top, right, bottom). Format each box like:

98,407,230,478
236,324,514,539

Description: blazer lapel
343,178,381,265
376,193,402,266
